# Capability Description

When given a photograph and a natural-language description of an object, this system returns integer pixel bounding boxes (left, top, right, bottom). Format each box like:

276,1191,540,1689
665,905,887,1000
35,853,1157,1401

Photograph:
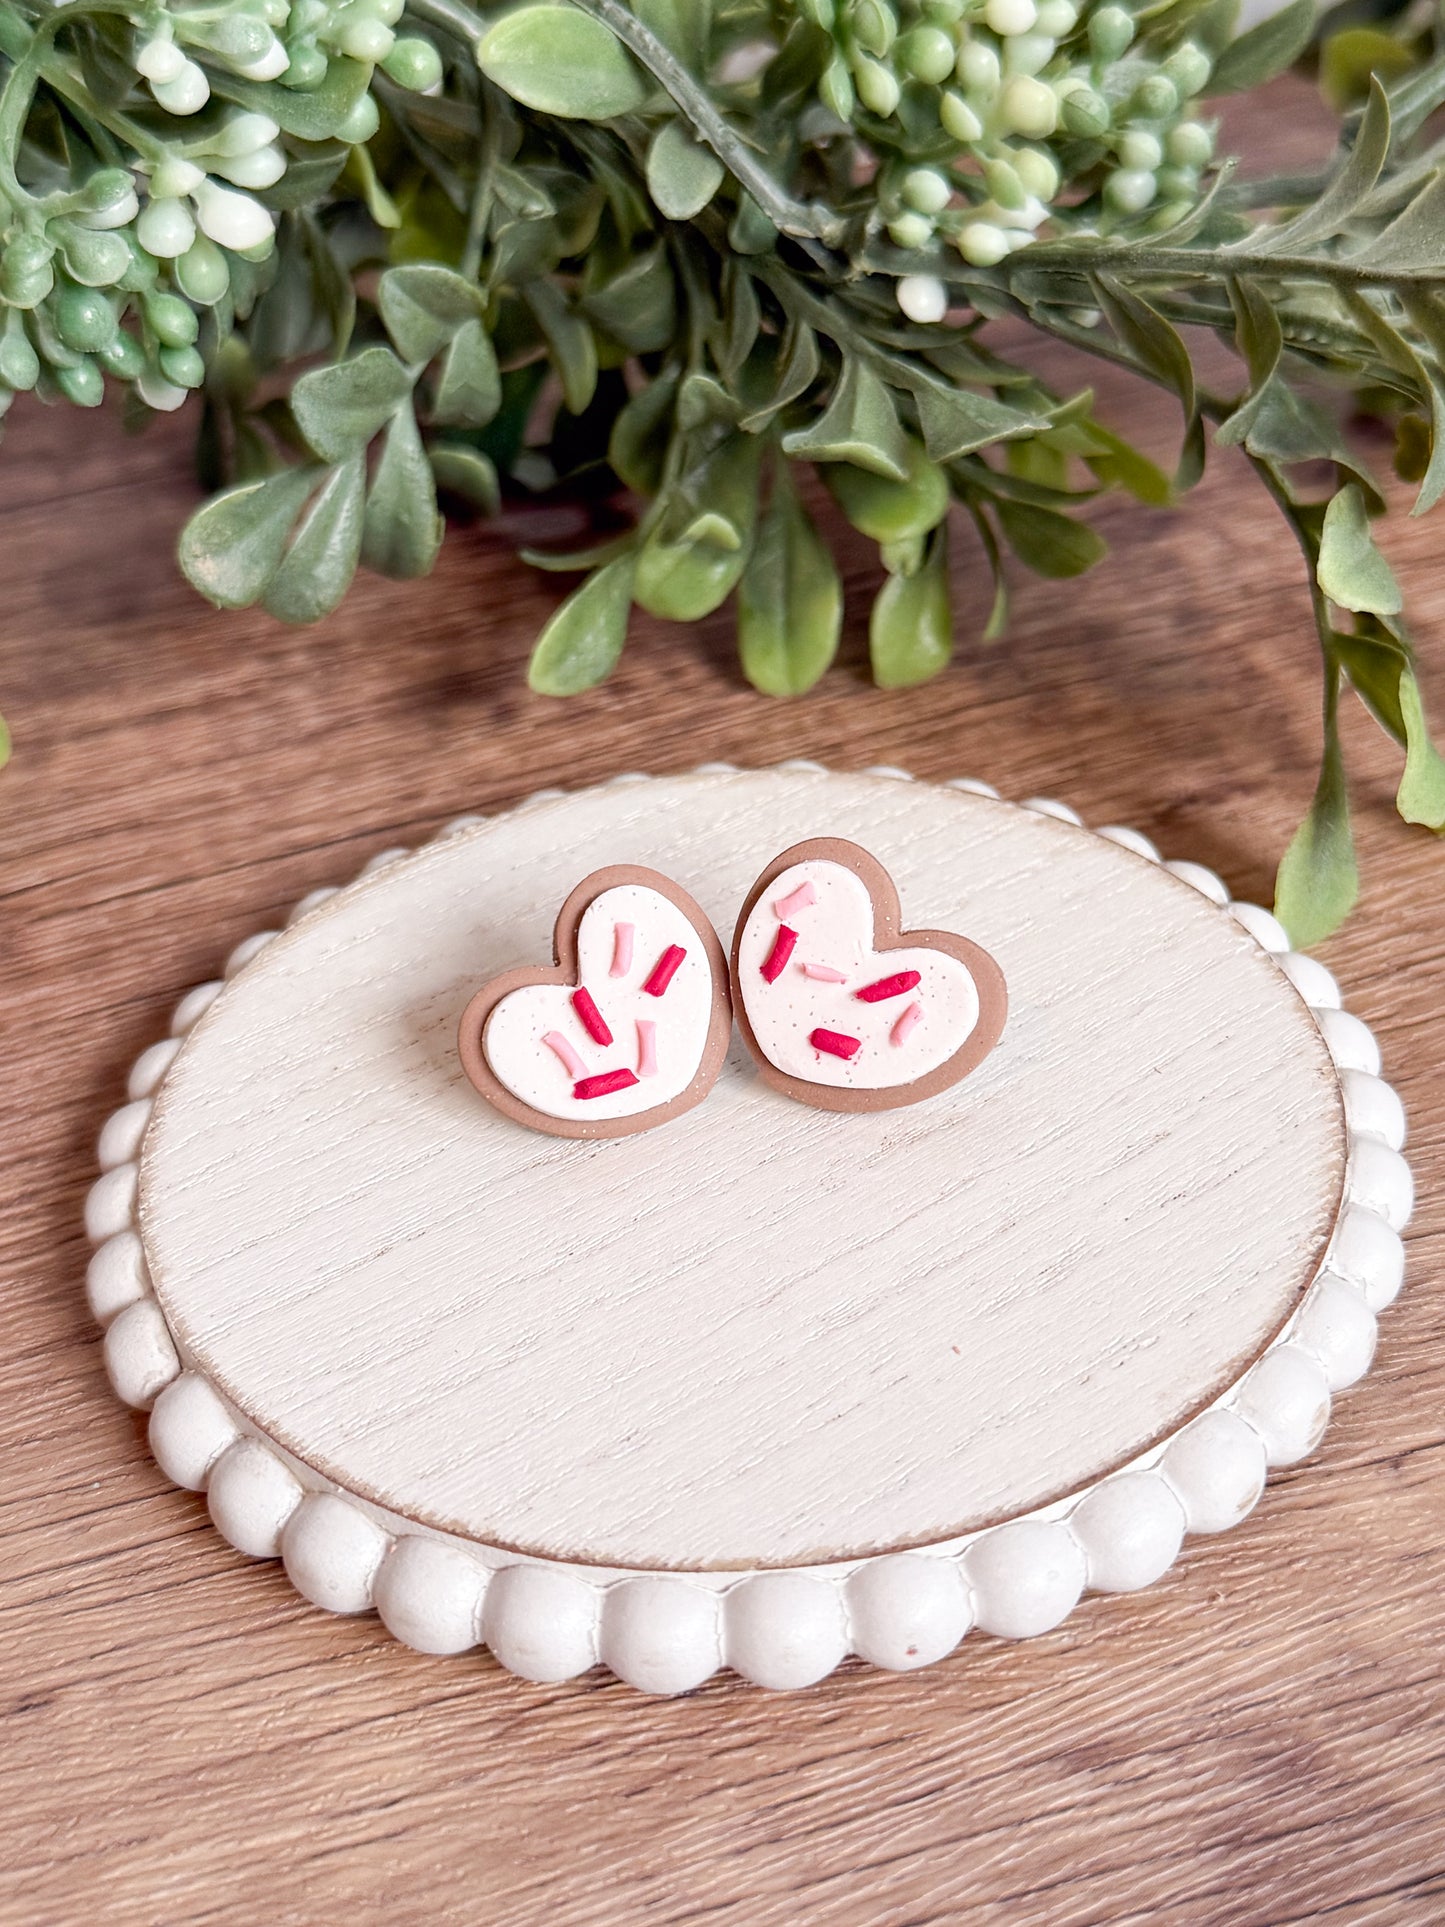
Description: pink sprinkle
610,922,634,978
761,925,798,984
643,944,686,997
773,881,817,919
811,1027,861,1060
856,969,923,1004
574,1069,638,1101
636,1018,658,1078
572,986,612,1046
543,1030,586,1079
891,1001,923,1047
800,961,848,983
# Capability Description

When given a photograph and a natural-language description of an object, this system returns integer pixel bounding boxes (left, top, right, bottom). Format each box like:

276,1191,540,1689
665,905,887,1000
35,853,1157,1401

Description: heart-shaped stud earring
459,867,732,1139
730,838,1007,1112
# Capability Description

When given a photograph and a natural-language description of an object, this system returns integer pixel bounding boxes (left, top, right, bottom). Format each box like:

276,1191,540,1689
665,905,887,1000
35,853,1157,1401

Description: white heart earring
459,866,732,1140
729,837,1007,1112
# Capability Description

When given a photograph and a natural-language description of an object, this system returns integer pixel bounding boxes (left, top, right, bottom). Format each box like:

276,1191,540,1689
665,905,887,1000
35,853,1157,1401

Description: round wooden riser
87,767,1412,1694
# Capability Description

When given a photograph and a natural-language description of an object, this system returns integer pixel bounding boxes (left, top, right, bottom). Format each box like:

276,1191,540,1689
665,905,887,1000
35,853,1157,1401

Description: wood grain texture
2,76,1442,1926
139,770,1345,1570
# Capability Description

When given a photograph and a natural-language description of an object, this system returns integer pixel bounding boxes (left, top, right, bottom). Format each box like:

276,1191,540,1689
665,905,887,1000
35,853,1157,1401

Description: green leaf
1274,718,1358,947
823,437,949,542
291,347,414,463
1396,666,1445,828
739,320,819,434
345,141,401,230
1231,382,1387,512
965,500,1009,643
1092,276,1195,425
633,0,710,68
0,710,10,771
677,372,742,431
1206,0,1313,94
263,458,366,624
634,436,763,620
995,500,1107,578
256,145,347,212
1215,276,1283,448
782,359,910,481
646,119,725,220
610,371,678,493
719,266,761,383
1351,167,1445,273
1335,625,1445,828
1317,485,1401,615
737,465,842,696
1254,78,1390,252
430,444,501,514
362,407,443,580
431,319,502,428
178,466,319,609
477,4,649,118
870,521,953,689
215,57,373,141
581,246,676,354
523,279,597,416
379,264,488,366
528,555,636,694
1319,29,1414,113
909,378,1049,463
1081,421,1174,506
522,531,637,571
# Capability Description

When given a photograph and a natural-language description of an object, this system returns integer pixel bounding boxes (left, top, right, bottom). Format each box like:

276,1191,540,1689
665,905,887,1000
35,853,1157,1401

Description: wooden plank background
1,79,1442,1926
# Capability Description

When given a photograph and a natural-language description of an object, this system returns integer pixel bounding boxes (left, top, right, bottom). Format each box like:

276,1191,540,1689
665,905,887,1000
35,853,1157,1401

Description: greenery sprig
2,0,1444,937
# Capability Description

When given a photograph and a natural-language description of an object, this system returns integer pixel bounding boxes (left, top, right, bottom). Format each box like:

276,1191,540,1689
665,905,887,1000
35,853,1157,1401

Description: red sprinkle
574,1069,639,1101
761,925,798,984
642,944,687,997
855,969,923,1003
811,1027,861,1059
571,986,613,1046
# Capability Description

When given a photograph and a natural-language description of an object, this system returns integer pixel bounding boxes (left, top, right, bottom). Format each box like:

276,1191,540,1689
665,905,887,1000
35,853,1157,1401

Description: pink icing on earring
890,1001,923,1047
760,925,798,983
636,1018,658,1078
773,880,817,919
610,922,634,978
574,1069,639,1101
543,1030,587,1078
800,961,848,983
856,969,923,1003
643,944,687,997
810,1027,861,1060
572,987,613,1045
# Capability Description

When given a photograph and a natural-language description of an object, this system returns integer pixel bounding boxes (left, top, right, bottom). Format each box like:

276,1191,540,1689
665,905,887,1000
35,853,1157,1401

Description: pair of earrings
458,837,1008,1141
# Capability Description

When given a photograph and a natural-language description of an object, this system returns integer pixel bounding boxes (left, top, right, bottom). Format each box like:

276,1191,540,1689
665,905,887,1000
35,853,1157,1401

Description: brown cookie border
458,865,732,1140
729,837,1008,1114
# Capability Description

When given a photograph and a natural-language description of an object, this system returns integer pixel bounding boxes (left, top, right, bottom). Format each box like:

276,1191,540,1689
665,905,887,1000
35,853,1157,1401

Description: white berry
192,180,276,251
150,61,210,115
958,221,1011,266
897,273,948,323
137,195,197,258
135,36,186,83
985,0,1038,35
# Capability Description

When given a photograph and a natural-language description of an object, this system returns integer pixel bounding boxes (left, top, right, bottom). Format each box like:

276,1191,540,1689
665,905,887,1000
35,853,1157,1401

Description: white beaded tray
85,765,1412,1694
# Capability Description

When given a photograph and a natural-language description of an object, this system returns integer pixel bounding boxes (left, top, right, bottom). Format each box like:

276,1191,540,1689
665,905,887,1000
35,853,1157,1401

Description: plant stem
1006,241,1445,291
461,76,502,284
407,0,848,248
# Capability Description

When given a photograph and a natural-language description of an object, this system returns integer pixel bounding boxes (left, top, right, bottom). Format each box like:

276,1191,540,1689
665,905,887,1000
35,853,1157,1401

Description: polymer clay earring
730,837,1007,1112
459,867,732,1139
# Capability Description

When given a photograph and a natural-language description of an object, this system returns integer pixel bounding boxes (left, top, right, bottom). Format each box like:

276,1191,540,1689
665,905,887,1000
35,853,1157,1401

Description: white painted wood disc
138,770,1347,1574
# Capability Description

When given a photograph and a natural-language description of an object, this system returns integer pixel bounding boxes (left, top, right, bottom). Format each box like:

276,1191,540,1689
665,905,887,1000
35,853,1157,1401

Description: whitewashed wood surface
139,770,1346,1573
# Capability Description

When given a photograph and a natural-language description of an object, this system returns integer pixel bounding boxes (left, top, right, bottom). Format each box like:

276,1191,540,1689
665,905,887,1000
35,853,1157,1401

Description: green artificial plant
2,0,1445,937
